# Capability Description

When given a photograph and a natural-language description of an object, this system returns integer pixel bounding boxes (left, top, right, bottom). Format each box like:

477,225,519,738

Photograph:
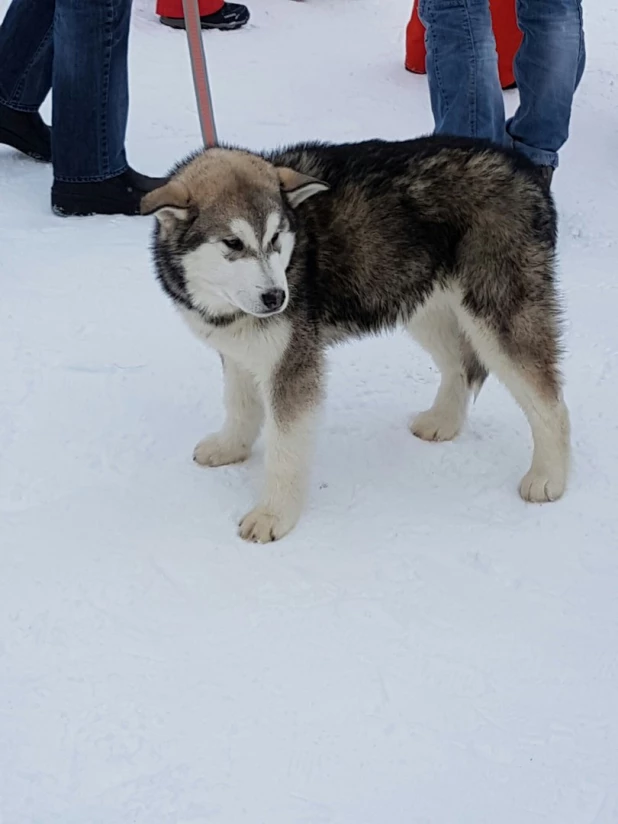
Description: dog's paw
519,467,566,503
410,409,462,442
193,435,250,467
238,506,297,543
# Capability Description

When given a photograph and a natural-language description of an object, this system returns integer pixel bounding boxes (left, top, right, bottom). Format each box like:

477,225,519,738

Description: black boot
0,102,51,162
52,167,169,217
160,2,250,31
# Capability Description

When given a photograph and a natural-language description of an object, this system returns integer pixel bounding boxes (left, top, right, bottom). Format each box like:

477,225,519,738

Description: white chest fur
179,307,292,381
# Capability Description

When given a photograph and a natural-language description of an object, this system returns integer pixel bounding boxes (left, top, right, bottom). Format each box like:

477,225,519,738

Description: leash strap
181,0,218,148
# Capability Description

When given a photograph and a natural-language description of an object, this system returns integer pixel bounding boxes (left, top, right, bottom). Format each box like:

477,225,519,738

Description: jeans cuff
504,127,557,169
53,165,129,184
0,95,40,113
511,141,558,170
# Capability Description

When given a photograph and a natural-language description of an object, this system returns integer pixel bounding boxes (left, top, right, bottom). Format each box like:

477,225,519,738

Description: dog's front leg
238,352,323,543
194,356,263,467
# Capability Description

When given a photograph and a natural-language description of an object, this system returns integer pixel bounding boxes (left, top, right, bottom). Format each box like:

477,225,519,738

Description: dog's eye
271,232,280,248
222,237,244,252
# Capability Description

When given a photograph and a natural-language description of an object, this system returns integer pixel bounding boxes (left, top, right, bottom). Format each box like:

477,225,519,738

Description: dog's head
142,148,329,320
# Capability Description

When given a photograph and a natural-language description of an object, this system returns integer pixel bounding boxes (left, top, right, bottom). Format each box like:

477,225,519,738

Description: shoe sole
0,125,51,163
52,203,97,217
160,15,248,30
52,197,142,217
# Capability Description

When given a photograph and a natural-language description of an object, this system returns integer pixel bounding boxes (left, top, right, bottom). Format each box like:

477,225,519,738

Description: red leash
181,0,218,147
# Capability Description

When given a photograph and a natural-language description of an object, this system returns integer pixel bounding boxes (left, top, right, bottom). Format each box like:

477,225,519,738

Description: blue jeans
0,0,131,181
418,0,586,168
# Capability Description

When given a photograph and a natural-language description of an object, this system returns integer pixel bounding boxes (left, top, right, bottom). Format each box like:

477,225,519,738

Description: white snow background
1,0,617,821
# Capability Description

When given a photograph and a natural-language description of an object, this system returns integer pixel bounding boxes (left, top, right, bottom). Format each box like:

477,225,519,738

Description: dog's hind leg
407,292,486,442
194,356,264,467
452,301,570,503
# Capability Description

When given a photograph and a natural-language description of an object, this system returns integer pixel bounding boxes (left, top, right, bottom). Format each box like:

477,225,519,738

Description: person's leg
0,0,54,160
50,0,167,215
51,0,131,182
418,0,505,144
508,0,585,169
0,0,54,111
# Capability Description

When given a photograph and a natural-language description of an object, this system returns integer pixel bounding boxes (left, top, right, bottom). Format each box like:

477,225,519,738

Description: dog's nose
260,288,286,312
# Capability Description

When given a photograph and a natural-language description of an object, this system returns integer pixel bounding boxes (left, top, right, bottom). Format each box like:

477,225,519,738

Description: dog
142,136,570,543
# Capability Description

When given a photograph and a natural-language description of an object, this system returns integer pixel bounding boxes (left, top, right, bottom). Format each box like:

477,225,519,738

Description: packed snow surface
1,0,617,821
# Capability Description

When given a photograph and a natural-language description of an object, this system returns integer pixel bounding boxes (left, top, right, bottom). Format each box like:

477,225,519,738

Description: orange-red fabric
405,2,427,75
156,0,224,18
405,0,523,90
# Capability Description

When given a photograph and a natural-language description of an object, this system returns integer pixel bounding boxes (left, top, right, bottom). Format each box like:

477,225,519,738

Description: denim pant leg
507,0,585,168
0,0,54,111
52,0,132,182
418,0,505,144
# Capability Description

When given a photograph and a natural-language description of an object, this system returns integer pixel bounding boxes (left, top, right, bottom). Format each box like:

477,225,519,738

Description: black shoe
0,102,51,162
52,167,169,217
160,2,250,30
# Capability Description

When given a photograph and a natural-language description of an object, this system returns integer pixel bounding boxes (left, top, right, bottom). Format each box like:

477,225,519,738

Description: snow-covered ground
2,0,618,821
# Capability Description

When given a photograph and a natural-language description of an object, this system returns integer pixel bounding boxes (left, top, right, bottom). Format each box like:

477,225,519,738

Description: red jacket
157,0,223,17
406,0,522,90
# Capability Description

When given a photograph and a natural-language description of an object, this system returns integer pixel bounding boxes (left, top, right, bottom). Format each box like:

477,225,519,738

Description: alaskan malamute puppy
143,137,570,542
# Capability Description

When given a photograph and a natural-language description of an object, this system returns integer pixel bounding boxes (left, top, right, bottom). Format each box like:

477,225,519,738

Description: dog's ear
277,167,330,208
140,180,192,235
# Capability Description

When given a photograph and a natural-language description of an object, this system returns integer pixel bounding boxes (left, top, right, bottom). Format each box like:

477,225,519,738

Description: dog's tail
462,336,488,400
